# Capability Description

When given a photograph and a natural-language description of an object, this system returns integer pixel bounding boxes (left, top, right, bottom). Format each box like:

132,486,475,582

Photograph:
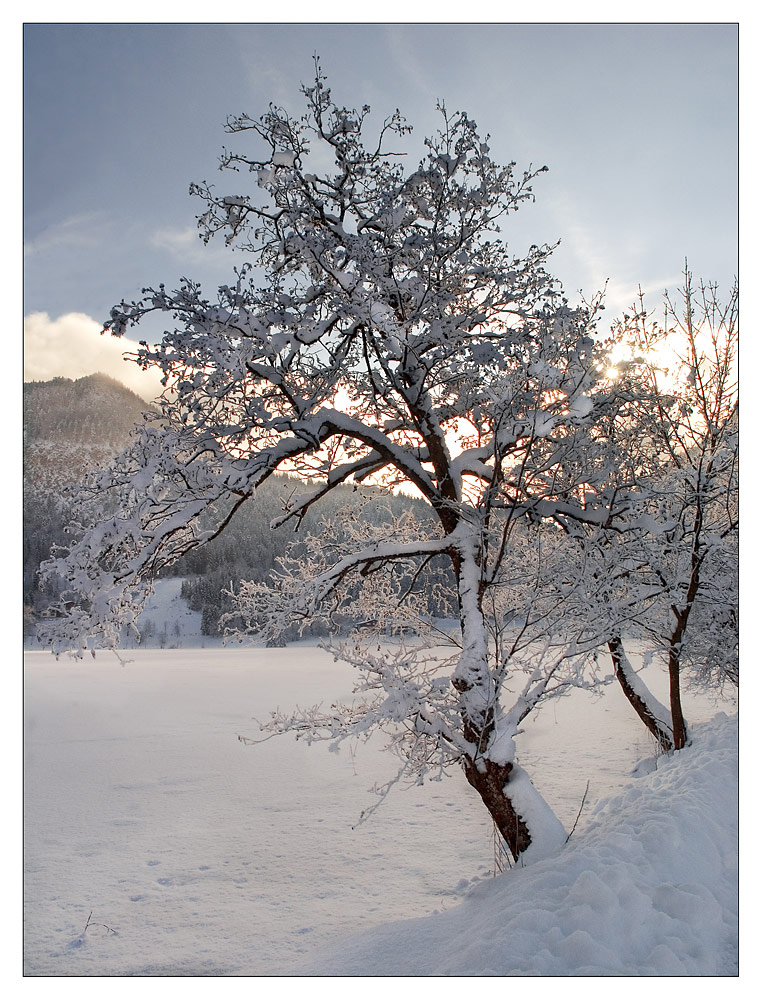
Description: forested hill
24,373,444,640
24,374,154,622
24,372,151,449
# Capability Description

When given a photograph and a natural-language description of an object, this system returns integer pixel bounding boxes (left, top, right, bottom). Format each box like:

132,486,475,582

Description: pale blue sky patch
23,22,737,388
24,211,111,258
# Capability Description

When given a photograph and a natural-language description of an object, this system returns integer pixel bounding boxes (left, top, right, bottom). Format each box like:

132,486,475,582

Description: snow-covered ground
24,636,737,977
302,712,738,976
25,578,223,652
130,578,215,649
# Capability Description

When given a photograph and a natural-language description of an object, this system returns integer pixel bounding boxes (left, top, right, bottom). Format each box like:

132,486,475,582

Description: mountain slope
23,374,446,641
24,373,153,616
24,371,151,449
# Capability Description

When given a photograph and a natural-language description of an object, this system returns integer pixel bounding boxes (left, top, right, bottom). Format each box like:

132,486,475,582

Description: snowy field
24,637,737,977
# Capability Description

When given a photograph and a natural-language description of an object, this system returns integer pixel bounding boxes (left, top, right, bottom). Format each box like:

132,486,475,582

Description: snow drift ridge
299,712,738,976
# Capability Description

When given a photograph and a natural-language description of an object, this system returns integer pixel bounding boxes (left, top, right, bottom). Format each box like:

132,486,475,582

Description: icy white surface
504,763,568,864
25,578,219,651
130,578,222,649
302,713,738,976
24,645,737,976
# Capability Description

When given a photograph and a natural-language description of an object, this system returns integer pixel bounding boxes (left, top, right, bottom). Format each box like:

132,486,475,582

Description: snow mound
297,713,738,976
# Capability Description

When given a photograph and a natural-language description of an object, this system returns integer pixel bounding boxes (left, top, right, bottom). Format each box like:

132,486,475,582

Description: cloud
24,212,109,257
542,191,682,322
149,222,241,273
598,276,681,320
23,312,164,402
150,224,203,258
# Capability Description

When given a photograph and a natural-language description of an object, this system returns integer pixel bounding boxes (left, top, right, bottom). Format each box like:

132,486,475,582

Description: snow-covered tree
558,272,738,750
39,63,636,861
613,272,738,747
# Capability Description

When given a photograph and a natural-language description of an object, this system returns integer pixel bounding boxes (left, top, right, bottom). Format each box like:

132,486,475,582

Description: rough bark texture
608,638,674,752
462,756,531,861
665,505,704,752
668,640,689,750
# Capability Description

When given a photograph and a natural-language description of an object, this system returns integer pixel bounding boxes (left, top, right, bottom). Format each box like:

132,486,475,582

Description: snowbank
298,713,738,976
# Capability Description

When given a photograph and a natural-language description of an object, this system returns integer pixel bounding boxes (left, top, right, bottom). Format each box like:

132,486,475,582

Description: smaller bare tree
567,270,738,750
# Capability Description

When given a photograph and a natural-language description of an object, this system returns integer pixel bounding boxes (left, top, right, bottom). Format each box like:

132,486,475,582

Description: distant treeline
24,373,454,638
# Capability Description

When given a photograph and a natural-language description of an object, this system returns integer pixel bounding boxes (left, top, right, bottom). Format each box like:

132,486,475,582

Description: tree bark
667,636,688,750
665,492,706,751
461,755,531,860
608,637,674,752
452,538,533,861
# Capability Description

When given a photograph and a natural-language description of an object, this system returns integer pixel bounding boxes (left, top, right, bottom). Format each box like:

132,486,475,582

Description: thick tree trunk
667,601,693,750
461,756,531,860
451,536,534,861
667,642,688,750
665,506,704,751
608,637,674,751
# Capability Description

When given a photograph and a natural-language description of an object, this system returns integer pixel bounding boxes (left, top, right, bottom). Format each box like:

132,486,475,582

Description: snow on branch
35,62,706,863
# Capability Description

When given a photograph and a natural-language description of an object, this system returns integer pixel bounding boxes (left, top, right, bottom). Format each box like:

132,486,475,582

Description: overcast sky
23,22,738,400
